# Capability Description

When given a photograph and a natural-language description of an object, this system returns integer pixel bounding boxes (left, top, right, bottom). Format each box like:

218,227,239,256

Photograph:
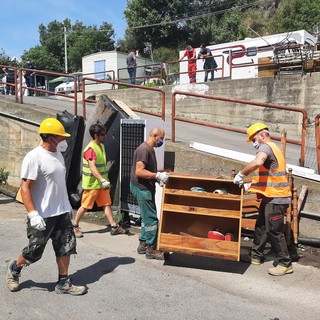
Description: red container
225,233,234,241
207,231,225,240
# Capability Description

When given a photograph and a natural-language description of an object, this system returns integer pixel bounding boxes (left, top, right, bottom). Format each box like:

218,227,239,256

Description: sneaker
6,260,20,292
110,224,127,236
137,241,147,254
55,277,87,295
146,245,165,260
73,224,83,238
268,265,294,276
251,257,262,265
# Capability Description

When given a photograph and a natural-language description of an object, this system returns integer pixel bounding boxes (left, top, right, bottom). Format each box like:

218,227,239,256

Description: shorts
81,189,112,209
22,212,76,263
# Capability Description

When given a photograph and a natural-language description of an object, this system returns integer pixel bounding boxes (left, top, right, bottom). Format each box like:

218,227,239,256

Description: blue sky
1,0,128,60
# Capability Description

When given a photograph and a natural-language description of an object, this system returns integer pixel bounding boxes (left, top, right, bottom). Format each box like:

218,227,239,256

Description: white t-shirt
20,145,72,218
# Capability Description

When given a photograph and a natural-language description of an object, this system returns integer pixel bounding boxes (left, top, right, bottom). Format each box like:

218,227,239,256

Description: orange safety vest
249,142,291,198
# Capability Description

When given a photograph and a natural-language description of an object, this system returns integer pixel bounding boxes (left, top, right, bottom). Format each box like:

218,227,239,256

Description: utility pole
64,26,68,73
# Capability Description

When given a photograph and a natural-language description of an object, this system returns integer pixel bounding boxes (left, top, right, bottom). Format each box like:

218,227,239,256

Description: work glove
100,179,111,190
28,210,46,231
233,172,245,186
156,172,169,184
243,183,251,192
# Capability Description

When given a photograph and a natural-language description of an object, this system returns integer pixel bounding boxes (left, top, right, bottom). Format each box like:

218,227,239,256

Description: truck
179,29,317,83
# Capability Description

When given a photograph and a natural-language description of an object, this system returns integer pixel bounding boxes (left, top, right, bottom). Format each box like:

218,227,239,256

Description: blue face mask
155,139,164,148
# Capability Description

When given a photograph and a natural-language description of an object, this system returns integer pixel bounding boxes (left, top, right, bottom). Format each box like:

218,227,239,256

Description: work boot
110,224,127,236
55,277,87,295
137,241,147,254
73,224,83,238
268,265,294,276
251,257,262,265
6,260,21,292
146,245,164,260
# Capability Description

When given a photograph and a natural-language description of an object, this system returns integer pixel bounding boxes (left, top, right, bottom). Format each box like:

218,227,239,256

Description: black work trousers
251,199,292,267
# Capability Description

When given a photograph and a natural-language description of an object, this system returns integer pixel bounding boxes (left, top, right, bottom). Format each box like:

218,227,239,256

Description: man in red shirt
178,45,197,83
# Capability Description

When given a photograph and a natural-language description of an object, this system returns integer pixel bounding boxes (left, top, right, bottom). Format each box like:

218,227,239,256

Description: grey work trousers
251,199,292,267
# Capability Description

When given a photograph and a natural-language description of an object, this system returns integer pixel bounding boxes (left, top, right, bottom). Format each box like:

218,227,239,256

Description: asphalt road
1,193,320,320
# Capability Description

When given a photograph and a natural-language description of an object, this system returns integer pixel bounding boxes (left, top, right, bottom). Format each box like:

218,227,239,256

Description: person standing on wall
198,43,217,82
130,127,169,260
6,118,87,295
23,59,35,96
233,122,293,276
73,123,127,238
126,49,137,84
178,45,197,83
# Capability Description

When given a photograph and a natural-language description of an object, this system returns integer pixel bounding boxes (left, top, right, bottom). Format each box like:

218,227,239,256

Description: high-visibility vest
82,141,108,190
249,142,291,198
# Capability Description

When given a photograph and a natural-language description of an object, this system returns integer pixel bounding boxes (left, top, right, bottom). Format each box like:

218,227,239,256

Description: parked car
54,73,82,94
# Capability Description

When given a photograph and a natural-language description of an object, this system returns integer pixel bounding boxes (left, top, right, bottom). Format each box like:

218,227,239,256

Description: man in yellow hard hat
233,122,293,276
6,118,87,295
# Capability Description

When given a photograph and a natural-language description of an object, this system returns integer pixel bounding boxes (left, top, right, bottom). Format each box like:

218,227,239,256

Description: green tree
269,0,320,34
23,19,115,73
68,21,115,72
123,0,264,54
0,49,12,66
21,46,61,71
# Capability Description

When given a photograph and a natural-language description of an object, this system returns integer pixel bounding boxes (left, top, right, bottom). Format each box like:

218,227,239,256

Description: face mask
252,141,260,150
155,139,164,148
57,140,68,152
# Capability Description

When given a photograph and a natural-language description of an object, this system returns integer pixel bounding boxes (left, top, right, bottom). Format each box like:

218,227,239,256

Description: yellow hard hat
246,122,268,142
38,118,70,137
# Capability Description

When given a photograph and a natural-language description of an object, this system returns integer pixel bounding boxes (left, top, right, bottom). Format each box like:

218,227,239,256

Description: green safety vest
82,141,109,190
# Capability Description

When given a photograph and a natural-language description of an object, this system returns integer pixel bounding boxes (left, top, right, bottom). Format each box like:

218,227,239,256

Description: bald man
130,127,169,260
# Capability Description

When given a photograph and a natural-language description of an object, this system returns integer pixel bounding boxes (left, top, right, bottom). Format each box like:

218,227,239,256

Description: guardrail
166,54,224,84
81,77,166,120
315,114,320,173
117,63,163,85
171,91,308,166
19,68,79,116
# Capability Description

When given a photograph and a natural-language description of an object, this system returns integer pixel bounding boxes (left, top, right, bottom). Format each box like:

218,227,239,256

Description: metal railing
117,63,163,85
314,114,320,173
3,64,318,170
81,77,166,120
19,68,79,116
171,91,308,166
165,54,224,84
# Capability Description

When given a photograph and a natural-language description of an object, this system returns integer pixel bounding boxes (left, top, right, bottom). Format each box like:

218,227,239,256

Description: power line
131,0,264,30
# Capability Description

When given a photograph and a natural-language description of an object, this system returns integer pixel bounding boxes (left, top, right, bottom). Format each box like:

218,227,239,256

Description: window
94,60,105,79
246,47,257,57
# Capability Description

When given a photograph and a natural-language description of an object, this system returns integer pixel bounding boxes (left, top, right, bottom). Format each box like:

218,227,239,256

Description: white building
82,51,161,92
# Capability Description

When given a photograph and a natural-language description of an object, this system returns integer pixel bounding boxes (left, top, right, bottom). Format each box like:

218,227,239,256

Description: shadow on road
18,257,135,292
164,252,250,274
72,257,135,285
